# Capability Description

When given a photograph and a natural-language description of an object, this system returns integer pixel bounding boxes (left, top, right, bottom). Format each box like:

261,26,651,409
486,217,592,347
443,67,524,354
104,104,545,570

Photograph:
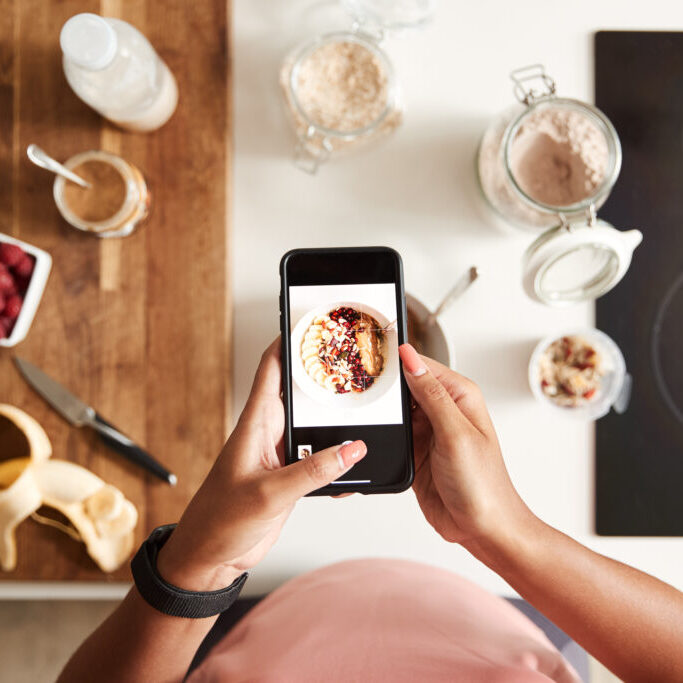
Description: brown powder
63,160,127,223
0,414,30,463
509,108,609,207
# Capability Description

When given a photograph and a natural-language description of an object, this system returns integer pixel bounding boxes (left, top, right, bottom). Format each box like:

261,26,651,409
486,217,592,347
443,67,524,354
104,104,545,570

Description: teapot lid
522,217,643,305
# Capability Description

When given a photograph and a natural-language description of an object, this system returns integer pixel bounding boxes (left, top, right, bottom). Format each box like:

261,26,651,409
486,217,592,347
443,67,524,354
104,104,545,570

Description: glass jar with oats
279,1,436,173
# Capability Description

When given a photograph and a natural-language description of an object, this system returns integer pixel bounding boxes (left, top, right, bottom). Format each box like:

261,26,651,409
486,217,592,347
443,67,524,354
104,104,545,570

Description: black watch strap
131,524,248,618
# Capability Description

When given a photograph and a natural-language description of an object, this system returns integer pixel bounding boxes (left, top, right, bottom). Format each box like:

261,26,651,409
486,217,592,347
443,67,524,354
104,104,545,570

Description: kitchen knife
13,357,177,486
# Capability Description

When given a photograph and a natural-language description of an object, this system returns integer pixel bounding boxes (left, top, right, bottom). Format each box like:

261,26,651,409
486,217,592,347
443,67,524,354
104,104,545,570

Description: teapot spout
623,229,643,251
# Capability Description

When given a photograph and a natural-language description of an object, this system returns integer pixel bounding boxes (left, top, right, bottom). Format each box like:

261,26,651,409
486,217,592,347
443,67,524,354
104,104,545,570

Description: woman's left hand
156,338,367,591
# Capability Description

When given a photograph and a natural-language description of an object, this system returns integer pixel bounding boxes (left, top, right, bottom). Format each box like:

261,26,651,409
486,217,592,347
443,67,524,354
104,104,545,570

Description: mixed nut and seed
301,306,385,394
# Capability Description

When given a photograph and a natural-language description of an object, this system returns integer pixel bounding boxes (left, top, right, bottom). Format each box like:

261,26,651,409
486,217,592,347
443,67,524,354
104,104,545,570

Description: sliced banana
304,356,321,371
313,367,328,385
302,335,321,347
301,345,319,360
0,462,42,571
85,485,124,522
95,500,137,539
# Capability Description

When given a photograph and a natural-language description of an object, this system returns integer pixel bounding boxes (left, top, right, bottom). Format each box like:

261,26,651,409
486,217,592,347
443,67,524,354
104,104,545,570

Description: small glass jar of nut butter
53,150,150,238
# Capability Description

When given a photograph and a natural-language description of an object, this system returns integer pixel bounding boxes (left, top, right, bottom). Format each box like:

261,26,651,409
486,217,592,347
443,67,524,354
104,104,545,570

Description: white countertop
232,0,683,598
3,0,682,601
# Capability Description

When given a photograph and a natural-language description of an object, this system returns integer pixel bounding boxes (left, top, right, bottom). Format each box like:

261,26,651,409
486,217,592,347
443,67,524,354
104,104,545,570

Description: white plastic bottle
60,13,178,132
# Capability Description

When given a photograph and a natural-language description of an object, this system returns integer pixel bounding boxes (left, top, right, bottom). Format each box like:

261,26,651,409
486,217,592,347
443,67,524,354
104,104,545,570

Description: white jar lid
522,218,643,305
60,13,118,71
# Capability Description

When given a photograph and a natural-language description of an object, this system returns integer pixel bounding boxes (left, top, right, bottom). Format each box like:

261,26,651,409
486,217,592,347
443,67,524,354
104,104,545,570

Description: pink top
189,559,580,682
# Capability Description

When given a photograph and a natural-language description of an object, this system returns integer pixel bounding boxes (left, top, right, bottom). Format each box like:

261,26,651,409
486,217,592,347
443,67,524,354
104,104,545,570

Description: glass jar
54,150,150,238
477,65,622,231
280,31,402,173
279,0,435,173
477,65,643,307
528,328,630,420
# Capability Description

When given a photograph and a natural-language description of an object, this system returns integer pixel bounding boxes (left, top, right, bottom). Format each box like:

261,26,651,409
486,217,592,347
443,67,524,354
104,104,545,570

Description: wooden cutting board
0,0,231,581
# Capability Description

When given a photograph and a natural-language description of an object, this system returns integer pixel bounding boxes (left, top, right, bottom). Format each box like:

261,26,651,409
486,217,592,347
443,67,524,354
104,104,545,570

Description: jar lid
522,218,643,305
341,0,436,31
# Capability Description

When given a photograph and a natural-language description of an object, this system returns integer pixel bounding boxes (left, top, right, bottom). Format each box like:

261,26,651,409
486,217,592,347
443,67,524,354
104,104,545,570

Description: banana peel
0,404,137,573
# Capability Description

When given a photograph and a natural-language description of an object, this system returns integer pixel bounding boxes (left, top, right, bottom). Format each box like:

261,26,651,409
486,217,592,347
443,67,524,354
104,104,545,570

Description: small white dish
528,327,628,420
0,234,52,348
290,301,399,410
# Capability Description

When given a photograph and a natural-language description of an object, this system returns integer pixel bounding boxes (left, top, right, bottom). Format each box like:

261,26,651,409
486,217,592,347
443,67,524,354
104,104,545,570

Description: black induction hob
595,32,683,535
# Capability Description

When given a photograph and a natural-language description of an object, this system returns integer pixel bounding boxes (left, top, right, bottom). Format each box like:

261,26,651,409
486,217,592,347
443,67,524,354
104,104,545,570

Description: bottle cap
60,13,118,71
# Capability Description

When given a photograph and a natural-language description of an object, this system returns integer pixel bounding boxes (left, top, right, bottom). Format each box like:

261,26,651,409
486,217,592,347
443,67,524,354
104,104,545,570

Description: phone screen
280,248,413,495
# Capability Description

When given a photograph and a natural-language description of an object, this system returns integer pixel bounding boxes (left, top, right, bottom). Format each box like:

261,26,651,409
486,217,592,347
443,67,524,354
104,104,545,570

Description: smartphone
280,246,414,495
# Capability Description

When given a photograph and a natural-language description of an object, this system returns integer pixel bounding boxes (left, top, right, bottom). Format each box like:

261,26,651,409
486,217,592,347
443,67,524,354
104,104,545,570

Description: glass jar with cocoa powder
280,0,435,173
477,65,643,306
53,150,150,238
477,65,623,232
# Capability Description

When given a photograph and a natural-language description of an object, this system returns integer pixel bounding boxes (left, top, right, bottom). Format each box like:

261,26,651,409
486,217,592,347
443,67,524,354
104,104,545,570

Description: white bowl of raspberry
291,301,400,410
0,234,52,347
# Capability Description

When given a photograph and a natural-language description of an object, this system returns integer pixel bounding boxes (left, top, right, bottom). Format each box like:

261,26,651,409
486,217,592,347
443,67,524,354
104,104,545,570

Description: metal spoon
425,266,479,327
26,144,90,188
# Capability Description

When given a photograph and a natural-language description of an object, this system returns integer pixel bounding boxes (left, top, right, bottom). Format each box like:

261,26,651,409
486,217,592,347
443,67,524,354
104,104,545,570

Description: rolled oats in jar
278,1,436,172
280,31,402,173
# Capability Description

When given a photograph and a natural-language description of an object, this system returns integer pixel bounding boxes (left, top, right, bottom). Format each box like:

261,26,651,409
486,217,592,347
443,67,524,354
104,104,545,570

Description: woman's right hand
398,344,533,549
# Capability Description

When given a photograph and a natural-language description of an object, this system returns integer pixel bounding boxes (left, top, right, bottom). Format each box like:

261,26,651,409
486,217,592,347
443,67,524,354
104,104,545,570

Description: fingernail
337,440,367,469
399,343,427,376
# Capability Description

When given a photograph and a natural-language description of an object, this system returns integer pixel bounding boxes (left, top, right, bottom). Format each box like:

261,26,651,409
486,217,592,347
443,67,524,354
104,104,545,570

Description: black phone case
279,246,414,495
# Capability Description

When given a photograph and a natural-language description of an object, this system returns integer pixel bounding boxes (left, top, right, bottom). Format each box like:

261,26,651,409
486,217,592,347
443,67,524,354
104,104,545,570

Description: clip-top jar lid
342,0,436,31
522,218,643,306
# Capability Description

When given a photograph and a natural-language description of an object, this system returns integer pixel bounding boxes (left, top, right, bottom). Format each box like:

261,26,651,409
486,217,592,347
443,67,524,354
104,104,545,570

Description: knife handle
91,413,177,486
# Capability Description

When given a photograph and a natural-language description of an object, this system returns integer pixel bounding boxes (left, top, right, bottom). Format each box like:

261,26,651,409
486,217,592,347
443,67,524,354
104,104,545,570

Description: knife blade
13,357,177,486
14,357,95,426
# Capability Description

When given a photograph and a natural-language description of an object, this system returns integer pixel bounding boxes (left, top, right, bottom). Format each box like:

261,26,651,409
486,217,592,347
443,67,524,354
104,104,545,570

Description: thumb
270,440,367,503
399,344,465,438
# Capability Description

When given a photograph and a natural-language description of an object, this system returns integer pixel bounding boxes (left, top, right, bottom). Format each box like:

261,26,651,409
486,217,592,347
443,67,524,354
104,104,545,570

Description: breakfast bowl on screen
290,302,399,409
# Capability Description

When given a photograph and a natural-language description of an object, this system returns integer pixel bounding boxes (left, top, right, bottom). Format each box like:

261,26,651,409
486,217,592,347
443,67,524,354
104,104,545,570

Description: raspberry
0,263,14,293
0,315,13,337
0,292,4,313
0,243,25,267
13,275,31,294
4,295,22,320
13,254,34,279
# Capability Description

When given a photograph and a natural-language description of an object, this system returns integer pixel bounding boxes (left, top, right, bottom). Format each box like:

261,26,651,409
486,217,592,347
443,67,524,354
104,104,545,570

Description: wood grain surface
0,0,231,581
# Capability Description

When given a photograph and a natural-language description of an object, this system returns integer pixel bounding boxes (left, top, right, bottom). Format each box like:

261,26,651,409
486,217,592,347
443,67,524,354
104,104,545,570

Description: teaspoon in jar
27,144,91,188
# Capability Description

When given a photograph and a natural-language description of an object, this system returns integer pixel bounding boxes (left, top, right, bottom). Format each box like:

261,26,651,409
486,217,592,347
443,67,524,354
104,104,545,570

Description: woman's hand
157,338,367,591
398,343,531,549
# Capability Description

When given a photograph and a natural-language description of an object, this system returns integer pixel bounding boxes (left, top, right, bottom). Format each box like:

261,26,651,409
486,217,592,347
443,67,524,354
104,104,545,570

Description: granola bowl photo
291,302,399,409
